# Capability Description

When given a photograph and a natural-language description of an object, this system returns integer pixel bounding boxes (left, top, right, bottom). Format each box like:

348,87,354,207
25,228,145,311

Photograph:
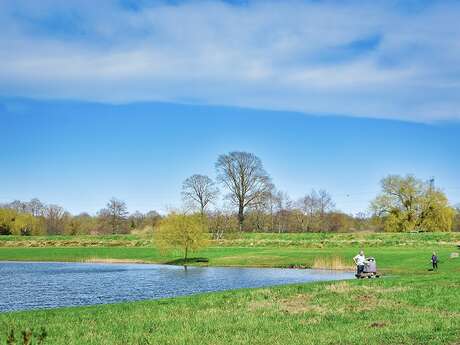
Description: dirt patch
325,282,410,295
370,322,387,328
249,299,276,311
250,294,327,315
278,294,321,315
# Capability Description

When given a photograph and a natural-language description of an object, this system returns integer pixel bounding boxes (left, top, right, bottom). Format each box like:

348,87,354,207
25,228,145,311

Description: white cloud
1,0,460,122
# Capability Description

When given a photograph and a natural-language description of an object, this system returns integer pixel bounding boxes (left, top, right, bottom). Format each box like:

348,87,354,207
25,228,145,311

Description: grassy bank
0,233,459,344
1,271,459,344
0,246,457,273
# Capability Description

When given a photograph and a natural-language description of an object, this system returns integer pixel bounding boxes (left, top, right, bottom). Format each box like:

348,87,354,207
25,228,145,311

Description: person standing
353,250,366,277
431,252,438,270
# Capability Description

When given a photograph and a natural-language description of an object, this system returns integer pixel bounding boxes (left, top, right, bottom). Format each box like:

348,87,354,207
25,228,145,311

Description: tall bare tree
215,151,272,230
317,189,335,229
273,190,292,233
182,174,219,216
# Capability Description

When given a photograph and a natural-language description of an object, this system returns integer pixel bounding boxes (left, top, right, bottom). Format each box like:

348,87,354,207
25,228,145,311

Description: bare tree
299,192,319,231
298,189,335,231
265,188,280,232
44,204,66,235
454,204,460,232
128,211,145,229
275,191,293,233
8,200,27,213
182,174,219,216
317,190,335,216
27,198,45,217
99,198,129,234
215,151,272,230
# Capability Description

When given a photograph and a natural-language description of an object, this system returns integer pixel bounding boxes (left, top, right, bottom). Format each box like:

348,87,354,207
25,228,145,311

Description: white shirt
354,254,366,266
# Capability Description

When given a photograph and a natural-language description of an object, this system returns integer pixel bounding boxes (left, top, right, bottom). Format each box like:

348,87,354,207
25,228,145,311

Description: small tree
154,213,209,263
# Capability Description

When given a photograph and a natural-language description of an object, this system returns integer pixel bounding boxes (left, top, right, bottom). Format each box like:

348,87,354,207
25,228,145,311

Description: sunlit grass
1,272,459,345
0,233,459,344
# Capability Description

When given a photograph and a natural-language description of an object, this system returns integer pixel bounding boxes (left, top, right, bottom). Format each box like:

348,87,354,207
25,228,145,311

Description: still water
0,261,354,312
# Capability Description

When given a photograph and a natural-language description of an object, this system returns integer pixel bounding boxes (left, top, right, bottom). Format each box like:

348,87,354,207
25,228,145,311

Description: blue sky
1,0,459,215
1,98,459,215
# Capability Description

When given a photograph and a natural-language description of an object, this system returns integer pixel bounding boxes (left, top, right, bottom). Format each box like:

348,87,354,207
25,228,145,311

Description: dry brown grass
81,258,148,264
311,256,354,270
250,294,330,315
278,294,320,314
325,281,409,295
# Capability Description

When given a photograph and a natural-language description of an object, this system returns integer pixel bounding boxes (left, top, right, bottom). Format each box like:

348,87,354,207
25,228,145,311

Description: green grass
0,245,456,273
1,233,460,344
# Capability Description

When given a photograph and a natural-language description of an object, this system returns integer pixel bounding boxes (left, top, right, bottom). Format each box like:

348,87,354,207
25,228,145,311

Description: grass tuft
311,256,354,270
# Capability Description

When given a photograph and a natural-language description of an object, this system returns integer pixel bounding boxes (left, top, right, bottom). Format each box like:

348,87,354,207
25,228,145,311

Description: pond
0,261,354,312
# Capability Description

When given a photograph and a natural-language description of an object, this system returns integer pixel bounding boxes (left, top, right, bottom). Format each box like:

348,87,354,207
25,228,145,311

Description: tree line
1,151,459,236
181,151,458,234
0,198,161,236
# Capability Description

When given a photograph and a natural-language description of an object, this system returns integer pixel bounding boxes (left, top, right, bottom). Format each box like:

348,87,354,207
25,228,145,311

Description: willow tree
154,213,209,263
215,151,272,230
371,175,454,232
0,208,45,236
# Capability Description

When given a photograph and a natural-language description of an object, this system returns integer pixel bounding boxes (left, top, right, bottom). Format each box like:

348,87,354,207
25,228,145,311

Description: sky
1,0,459,215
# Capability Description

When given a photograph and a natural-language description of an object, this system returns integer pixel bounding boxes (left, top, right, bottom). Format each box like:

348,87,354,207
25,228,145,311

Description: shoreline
0,259,356,272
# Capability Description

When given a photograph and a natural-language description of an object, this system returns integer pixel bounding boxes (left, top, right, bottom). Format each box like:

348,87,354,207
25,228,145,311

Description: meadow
0,232,459,344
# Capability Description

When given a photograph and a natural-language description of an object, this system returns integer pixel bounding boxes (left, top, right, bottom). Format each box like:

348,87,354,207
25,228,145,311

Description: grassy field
1,233,460,344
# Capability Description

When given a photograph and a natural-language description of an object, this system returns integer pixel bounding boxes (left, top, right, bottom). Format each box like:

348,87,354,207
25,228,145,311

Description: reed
311,256,354,270
81,257,147,264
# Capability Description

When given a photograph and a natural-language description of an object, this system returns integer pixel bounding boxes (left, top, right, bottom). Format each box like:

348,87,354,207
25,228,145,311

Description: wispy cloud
1,0,460,122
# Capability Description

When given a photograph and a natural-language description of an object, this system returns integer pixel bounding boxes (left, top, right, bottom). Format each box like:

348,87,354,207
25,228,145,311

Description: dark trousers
432,261,438,269
357,265,365,275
